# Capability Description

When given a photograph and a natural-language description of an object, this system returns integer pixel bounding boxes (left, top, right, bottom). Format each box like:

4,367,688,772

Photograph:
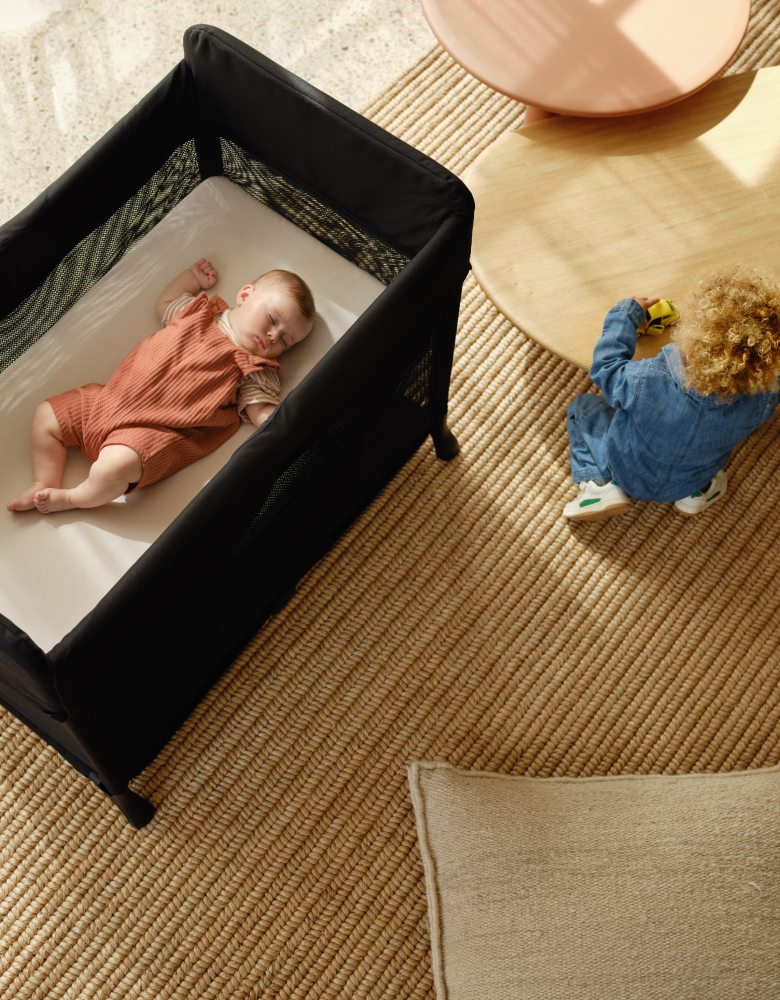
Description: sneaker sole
674,487,726,516
564,501,633,522
674,497,725,516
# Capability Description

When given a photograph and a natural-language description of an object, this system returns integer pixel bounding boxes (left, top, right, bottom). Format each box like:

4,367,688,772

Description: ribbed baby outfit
163,292,281,418
48,293,280,490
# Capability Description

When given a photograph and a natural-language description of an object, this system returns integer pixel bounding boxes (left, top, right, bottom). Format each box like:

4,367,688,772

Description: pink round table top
420,0,751,117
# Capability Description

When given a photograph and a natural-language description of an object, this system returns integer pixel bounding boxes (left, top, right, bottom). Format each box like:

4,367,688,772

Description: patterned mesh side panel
241,436,330,542
0,140,201,376
396,336,433,409
242,332,434,541
220,138,410,286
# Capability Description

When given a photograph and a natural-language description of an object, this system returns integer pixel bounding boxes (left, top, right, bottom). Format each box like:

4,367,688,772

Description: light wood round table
464,67,780,370
420,0,750,121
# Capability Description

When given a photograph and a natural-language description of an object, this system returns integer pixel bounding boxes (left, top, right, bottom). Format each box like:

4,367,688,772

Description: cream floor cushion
0,177,385,651
409,760,780,1000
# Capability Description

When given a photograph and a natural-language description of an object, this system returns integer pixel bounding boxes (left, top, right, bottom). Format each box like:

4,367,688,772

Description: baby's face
230,280,312,359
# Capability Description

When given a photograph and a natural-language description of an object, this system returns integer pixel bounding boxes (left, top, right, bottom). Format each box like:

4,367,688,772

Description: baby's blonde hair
676,266,780,401
254,269,315,321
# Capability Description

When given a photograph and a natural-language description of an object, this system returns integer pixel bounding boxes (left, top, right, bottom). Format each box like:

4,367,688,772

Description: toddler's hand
632,296,660,332
190,258,218,289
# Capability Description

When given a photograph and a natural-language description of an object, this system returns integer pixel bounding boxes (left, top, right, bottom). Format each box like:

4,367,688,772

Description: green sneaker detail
580,498,602,507
691,491,702,498
706,491,721,502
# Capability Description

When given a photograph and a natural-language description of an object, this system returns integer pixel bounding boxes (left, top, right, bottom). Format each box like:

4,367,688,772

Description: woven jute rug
3,8,780,998
409,761,780,1000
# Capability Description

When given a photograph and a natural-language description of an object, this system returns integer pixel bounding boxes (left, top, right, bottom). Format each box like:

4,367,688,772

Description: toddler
7,259,315,514
564,266,780,521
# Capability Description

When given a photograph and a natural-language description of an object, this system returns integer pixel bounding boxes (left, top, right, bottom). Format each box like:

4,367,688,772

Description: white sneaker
563,480,633,521
674,470,727,516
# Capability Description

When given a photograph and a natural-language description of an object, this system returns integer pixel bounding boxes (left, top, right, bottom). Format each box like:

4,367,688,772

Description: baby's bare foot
7,482,48,511
33,488,75,513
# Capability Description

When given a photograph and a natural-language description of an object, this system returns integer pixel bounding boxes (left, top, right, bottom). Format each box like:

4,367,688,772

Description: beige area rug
409,761,780,1000
3,7,780,998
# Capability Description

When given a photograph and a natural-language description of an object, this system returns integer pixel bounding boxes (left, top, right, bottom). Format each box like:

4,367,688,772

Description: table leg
524,104,558,125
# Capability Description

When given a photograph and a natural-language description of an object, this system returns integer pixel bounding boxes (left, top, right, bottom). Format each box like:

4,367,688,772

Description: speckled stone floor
0,0,436,226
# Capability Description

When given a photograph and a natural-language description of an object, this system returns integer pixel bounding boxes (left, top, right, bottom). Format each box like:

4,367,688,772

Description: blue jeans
568,394,715,494
567,394,615,483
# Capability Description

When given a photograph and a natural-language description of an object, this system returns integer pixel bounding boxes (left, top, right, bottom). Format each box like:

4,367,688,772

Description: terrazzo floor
0,0,436,227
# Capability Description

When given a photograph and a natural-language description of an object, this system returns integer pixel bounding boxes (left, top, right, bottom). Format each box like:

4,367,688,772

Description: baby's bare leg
34,445,143,513
6,402,68,511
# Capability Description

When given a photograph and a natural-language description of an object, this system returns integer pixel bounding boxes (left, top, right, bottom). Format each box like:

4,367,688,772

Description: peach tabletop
420,0,751,117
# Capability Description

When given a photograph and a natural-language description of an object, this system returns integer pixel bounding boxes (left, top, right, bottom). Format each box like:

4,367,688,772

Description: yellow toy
638,299,680,336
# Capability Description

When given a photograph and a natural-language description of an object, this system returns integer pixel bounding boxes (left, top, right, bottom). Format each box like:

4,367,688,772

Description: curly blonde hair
676,266,780,401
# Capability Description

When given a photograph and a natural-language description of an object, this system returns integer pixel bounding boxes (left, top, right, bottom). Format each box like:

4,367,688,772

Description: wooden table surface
465,67,780,371
420,0,750,117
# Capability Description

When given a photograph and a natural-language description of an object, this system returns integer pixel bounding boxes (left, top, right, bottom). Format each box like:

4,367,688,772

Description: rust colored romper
48,293,280,491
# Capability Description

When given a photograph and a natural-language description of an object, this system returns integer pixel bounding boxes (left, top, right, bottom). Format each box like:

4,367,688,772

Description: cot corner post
429,276,466,462
431,414,460,460
109,787,156,829
87,768,155,828
193,130,224,181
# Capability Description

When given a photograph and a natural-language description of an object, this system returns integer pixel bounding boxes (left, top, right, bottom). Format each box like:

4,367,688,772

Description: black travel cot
0,25,473,827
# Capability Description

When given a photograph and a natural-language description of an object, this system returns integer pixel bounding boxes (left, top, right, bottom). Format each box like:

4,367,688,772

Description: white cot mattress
0,177,384,651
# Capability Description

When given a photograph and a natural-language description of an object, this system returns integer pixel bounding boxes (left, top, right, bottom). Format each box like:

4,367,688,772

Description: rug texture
409,761,780,1000
3,7,780,999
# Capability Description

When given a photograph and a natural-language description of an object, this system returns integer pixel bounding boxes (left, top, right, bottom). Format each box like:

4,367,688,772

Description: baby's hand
190,258,218,289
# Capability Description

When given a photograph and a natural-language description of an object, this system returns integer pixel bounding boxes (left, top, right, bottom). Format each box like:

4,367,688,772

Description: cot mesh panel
220,138,410,286
0,138,412,377
0,141,201,376
242,437,330,542
242,332,434,541
396,336,433,409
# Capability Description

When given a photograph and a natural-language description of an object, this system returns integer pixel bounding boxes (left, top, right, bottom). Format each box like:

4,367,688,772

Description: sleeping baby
6,258,314,513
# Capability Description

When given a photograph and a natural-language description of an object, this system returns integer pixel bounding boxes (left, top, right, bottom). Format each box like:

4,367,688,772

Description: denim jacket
592,299,779,503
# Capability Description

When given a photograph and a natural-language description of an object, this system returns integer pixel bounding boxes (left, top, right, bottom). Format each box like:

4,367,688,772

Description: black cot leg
111,787,156,829
431,414,460,461
88,769,156,828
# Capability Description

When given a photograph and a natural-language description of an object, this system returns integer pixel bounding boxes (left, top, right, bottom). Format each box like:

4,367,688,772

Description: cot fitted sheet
0,177,385,651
